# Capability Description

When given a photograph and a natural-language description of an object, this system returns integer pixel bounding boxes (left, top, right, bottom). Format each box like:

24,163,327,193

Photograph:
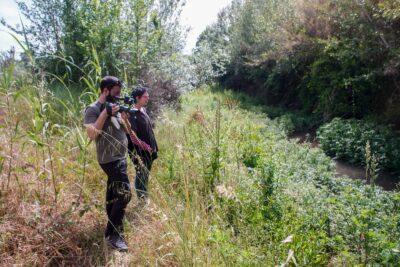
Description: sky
0,0,21,53
0,0,232,55
180,0,232,53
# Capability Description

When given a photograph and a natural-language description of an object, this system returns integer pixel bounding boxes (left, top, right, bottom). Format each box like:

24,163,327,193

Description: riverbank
1,87,399,265
290,132,399,191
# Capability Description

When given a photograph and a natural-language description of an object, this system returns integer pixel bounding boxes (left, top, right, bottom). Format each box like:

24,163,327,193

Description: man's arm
84,105,119,140
85,109,108,140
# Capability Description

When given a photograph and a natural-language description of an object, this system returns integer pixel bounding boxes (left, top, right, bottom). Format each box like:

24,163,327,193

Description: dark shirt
127,107,158,160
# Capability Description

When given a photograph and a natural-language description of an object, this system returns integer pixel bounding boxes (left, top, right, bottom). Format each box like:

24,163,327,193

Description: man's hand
100,88,109,99
110,104,119,116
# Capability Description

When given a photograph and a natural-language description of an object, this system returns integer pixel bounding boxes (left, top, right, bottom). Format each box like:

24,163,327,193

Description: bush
274,112,322,134
317,118,400,172
198,0,400,126
154,88,400,265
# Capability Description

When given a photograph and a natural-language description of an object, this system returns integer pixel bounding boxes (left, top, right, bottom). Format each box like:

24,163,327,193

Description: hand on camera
111,104,119,116
105,103,120,116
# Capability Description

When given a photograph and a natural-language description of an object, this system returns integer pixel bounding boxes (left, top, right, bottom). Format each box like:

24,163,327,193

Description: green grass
1,72,399,265
152,87,400,265
209,85,322,133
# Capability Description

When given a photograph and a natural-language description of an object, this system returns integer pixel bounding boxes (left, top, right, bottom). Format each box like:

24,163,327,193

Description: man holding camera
83,76,131,251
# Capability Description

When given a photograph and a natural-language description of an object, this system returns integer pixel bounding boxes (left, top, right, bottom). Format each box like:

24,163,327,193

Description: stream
290,132,399,191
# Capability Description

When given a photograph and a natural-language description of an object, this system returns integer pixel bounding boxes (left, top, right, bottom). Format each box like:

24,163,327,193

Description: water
290,132,400,191
334,158,399,191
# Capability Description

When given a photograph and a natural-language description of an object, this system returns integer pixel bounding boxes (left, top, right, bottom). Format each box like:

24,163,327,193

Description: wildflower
215,184,235,200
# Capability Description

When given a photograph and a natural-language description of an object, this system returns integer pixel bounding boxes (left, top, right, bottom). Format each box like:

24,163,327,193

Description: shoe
106,234,128,252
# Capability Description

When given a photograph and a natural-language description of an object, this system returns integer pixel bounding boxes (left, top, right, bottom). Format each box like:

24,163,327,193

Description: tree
2,0,191,91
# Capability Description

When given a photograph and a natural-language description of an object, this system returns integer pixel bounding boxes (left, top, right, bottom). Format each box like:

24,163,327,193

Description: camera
101,95,137,115
116,96,135,105
117,104,136,114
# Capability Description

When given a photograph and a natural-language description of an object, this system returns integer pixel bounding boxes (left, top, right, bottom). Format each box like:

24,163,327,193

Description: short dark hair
100,76,122,92
131,86,148,102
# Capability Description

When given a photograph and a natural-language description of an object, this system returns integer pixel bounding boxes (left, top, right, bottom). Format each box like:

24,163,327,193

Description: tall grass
0,50,113,264
150,88,400,265
0,53,399,266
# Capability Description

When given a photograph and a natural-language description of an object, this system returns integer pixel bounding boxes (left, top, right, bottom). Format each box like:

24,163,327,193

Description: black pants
129,150,153,200
99,158,132,237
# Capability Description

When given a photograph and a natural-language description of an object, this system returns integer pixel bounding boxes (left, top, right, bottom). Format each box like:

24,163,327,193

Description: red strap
128,131,152,152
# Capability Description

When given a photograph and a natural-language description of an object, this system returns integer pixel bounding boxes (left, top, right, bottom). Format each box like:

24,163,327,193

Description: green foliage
2,1,400,265
305,38,385,119
196,0,400,125
1,51,399,264
317,118,400,172
155,88,400,265
3,0,191,90
191,1,241,86
209,85,321,133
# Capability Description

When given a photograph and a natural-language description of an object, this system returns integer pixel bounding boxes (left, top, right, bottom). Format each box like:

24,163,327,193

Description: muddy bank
290,132,400,191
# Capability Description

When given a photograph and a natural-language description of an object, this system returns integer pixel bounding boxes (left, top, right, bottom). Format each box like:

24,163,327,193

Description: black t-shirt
127,107,158,159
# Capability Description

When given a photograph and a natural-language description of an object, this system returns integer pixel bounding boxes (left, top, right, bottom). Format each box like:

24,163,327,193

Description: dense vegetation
194,0,400,176
1,0,400,265
155,88,399,265
1,69,399,264
1,0,192,114
194,0,400,127
317,118,400,173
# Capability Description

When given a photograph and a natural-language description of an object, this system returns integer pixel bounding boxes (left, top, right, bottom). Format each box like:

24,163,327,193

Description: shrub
154,88,400,265
317,118,400,172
